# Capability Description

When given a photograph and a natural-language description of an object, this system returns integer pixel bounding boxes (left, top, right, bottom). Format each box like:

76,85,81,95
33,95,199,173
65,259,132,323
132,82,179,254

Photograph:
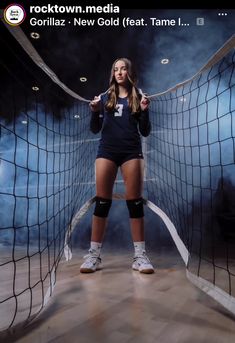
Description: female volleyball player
80,58,154,274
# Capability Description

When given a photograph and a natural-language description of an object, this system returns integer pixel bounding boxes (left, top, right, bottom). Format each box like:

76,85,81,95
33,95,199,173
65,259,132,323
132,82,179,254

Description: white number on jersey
114,104,123,117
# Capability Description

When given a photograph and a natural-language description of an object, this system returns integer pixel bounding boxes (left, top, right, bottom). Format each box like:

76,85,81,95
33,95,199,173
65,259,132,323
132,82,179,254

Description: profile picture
4,4,26,26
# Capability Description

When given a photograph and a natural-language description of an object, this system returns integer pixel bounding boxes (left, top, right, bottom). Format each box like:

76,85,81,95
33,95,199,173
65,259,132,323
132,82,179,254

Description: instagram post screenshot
0,1,235,342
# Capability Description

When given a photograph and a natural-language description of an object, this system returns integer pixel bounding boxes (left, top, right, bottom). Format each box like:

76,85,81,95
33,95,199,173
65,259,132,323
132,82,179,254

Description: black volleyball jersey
90,93,151,153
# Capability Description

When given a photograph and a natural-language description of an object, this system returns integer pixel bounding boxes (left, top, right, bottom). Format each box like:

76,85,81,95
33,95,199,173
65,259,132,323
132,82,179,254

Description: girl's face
114,60,128,86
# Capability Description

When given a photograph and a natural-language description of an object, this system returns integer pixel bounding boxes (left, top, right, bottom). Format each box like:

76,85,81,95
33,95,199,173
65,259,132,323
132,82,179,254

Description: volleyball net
0,23,97,334
0,21,235,334
145,37,235,313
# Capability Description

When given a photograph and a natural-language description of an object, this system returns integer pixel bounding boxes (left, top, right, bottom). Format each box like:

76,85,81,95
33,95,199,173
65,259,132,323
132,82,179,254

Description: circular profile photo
4,4,26,26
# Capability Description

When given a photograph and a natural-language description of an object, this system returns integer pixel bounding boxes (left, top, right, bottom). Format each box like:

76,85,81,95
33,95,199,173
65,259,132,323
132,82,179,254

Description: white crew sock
90,241,102,256
134,241,146,256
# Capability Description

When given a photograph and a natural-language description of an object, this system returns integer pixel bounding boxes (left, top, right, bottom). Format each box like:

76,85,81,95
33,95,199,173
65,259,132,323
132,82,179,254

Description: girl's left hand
140,96,150,111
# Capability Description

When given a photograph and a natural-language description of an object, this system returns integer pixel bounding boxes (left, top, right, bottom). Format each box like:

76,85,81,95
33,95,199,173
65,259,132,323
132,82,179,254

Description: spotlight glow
161,59,170,64
30,32,40,39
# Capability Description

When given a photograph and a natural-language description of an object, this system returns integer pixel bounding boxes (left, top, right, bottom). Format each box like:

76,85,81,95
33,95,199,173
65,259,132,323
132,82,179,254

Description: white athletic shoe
80,250,102,273
132,252,154,274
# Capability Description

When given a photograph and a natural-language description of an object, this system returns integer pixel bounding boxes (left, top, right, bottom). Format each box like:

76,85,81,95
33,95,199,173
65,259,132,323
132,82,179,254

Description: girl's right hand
89,96,101,112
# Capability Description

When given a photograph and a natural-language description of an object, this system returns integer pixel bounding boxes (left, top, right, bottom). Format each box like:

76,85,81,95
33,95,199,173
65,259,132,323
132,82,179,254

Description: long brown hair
105,58,141,114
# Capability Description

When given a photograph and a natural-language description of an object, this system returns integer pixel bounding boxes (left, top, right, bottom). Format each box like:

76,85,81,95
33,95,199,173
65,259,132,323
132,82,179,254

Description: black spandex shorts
96,150,143,167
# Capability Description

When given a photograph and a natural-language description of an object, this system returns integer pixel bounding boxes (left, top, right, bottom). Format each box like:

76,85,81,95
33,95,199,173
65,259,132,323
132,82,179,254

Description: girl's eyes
114,67,127,72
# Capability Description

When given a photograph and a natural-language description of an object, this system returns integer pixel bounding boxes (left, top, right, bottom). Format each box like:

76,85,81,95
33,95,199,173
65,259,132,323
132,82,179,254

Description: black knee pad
126,198,144,218
94,196,112,218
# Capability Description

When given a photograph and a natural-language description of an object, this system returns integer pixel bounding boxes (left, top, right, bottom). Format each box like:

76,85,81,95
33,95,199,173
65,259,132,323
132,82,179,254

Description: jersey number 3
114,104,123,117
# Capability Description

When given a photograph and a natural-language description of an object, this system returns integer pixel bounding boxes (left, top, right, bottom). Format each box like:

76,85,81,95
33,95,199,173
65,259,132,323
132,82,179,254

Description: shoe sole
133,267,155,274
80,266,102,273
80,268,96,273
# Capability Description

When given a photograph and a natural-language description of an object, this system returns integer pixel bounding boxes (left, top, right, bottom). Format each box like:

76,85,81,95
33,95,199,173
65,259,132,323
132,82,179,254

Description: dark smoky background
0,7,234,252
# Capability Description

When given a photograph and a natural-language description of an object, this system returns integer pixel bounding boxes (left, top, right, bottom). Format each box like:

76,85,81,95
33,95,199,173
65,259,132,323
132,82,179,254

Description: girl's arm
89,96,103,134
138,96,151,137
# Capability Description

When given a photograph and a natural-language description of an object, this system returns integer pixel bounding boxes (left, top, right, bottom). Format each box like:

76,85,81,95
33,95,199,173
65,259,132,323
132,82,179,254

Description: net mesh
0,25,96,331
146,45,235,298
0,22,235,334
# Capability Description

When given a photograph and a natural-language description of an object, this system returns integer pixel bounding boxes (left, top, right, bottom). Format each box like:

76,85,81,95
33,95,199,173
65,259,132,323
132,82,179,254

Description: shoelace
134,254,151,265
83,254,101,263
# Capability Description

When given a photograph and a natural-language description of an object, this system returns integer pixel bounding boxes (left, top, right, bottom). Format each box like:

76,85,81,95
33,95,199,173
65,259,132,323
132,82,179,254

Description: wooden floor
5,248,235,343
